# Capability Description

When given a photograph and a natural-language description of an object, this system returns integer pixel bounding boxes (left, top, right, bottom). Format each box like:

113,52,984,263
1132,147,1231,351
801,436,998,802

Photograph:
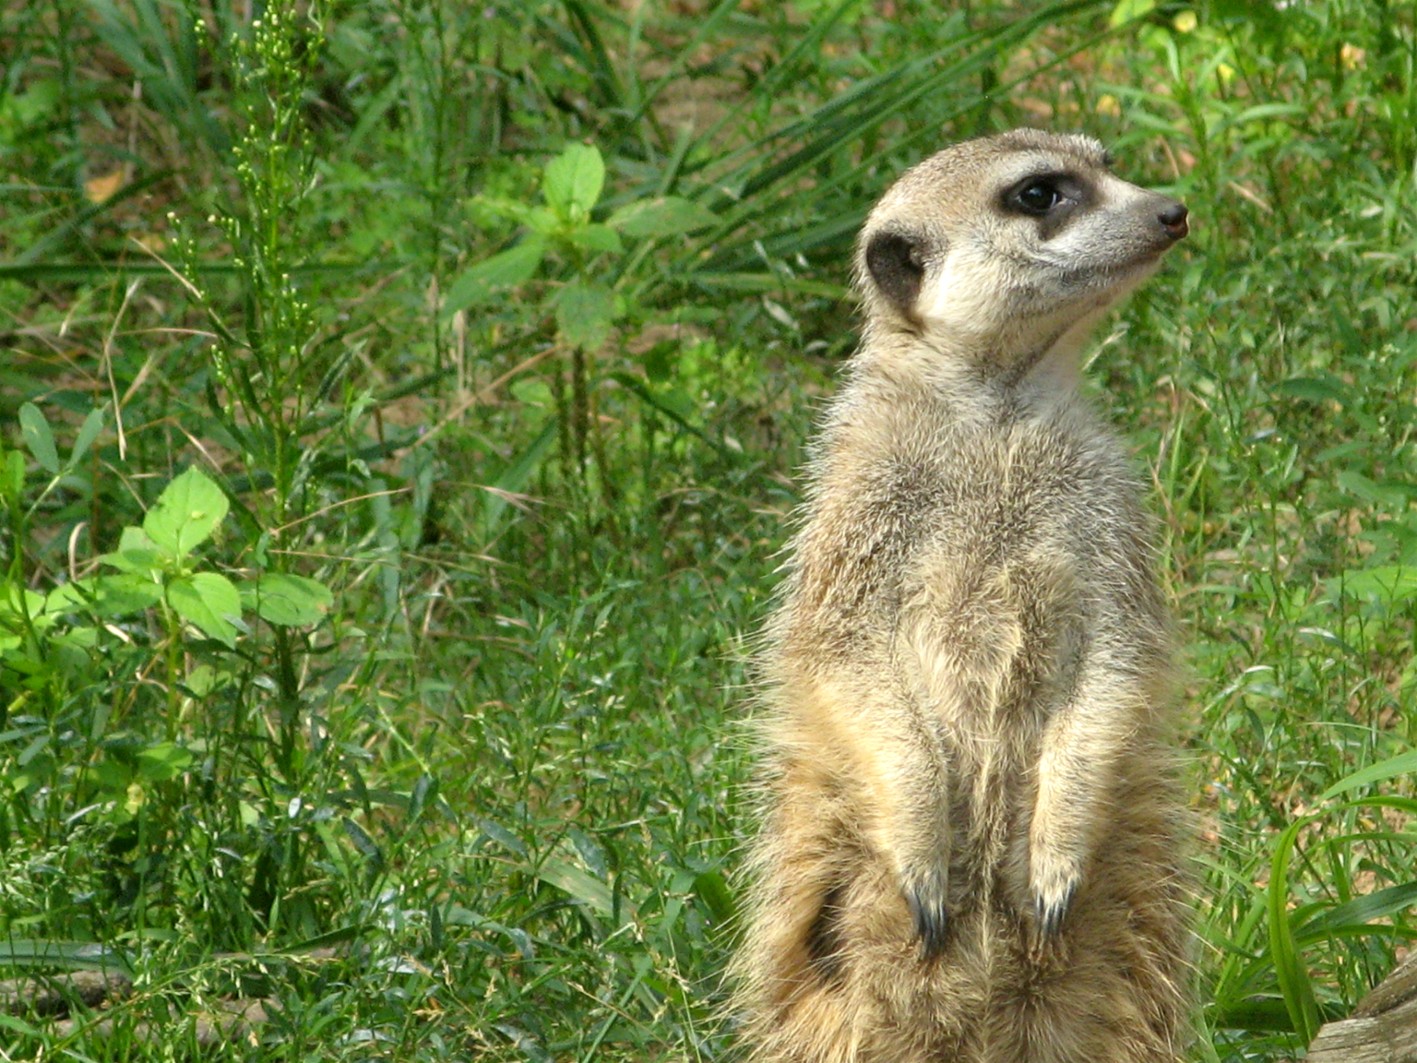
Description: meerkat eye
1008,178,1066,216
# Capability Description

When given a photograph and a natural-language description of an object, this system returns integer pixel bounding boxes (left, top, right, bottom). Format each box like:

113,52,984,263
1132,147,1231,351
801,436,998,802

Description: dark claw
905,881,950,960
1033,877,1079,939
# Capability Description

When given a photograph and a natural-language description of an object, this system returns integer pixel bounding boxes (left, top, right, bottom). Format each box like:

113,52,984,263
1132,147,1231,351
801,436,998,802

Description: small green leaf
144,468,229,559
1,585,47,627
608,196,718,238
509,377,553,409
168,572,241,647
70,406,106,468
543,143,604,221
1275,375,1348,406
522,205,559,236
1,450,24,501
443,237,546,315
1109,0,1156,26
248,572,333,627
343,817,384,869
556,281,617,351
18,404,59,475
693,868,736,924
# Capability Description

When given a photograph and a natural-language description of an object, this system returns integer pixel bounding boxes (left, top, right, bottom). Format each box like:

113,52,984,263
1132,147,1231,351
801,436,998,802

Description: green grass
1,0,1415,1059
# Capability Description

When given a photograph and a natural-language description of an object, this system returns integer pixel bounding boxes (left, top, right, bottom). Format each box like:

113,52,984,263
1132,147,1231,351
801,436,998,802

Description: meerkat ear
864,229,933,313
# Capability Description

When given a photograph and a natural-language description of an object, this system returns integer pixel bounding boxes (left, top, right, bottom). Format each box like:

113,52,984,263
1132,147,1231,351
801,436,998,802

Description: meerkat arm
792,669,954,957
1028,653,1144,940
884,710,954,958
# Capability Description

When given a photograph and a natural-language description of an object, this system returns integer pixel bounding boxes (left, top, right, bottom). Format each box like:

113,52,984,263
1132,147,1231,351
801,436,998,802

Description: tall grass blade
1320,749,1417,801
1296,881,1417,942
1267,816,1322,1043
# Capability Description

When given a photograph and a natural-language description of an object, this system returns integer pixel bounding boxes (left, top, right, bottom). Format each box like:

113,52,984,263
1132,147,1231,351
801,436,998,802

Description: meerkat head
855,129,1188,377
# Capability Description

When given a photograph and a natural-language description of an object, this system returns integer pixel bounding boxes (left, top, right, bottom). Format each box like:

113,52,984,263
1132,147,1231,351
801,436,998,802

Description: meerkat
730,129,1194,1063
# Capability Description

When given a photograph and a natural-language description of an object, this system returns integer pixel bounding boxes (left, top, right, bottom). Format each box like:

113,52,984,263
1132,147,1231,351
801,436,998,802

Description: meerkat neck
850,327,1094,425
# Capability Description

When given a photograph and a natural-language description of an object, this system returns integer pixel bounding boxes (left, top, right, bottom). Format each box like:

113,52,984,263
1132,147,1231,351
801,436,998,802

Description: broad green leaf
556,281,616,351
543,143,604,221
693,868,736,924
469,193,535,226
474,196,559,236
41,580,93,615
18,404,58,474
443,237,546,315
1330,565,1417,606
135,741,193,782
99,526,163,577
70,406,106,468
248,572,333,627
181,664,226,698
522,205,559,236
90,573,163,617
608,196,718,238
144,467,228,559
168,571,241,647
536,857,619,919
1336,470,1414,508
566,223,623,254
51,627,98,662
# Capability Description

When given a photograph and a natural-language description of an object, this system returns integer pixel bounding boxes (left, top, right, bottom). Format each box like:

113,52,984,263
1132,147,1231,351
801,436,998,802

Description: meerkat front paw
901,865,951,959
1028,848,1082,941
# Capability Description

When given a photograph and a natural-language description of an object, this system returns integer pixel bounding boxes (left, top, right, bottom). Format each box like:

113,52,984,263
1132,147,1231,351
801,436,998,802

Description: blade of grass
1320,748,1417,801
1267,815,1321,1043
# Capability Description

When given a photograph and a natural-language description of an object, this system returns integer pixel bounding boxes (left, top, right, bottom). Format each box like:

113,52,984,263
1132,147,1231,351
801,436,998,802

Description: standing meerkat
731,129,1193,1063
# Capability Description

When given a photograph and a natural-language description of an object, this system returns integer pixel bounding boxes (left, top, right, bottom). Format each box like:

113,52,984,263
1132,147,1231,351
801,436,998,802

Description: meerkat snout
1158,200,1189,240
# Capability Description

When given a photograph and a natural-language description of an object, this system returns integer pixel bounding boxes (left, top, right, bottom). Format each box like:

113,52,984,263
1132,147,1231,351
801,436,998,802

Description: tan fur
731,130,1194,1062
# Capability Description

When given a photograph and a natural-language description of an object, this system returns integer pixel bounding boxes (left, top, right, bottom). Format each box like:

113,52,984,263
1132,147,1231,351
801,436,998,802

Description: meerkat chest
894,436,1119,725
900,530,1086,720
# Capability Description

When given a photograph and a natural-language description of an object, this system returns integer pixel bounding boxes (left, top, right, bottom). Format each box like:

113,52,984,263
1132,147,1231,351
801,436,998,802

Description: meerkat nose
1158,201,1189,240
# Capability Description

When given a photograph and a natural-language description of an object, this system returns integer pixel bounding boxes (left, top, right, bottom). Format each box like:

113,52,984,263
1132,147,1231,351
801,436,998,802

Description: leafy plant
446,140,718,510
